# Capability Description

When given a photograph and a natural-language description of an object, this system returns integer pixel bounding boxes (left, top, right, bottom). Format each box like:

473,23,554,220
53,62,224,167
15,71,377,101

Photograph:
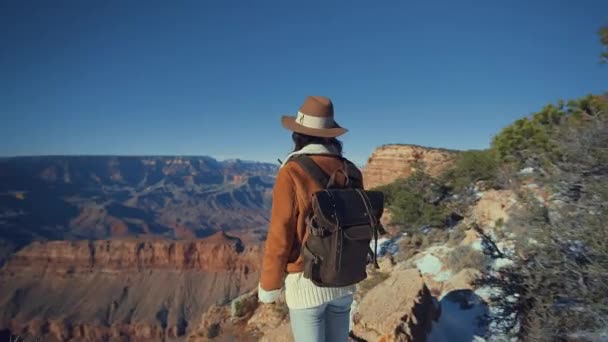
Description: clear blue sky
1,0,607,166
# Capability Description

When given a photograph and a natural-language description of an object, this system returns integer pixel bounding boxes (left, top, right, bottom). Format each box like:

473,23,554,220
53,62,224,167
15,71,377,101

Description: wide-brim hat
281,96,348,138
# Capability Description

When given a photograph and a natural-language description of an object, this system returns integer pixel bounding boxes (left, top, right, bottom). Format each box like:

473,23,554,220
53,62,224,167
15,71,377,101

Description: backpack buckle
306,215,329,237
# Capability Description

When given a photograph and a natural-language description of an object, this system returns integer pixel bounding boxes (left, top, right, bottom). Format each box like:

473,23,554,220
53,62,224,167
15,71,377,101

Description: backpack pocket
302,242,322,282
339,225,373,282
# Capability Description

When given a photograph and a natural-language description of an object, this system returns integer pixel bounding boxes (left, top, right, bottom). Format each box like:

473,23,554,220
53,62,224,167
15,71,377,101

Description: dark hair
292,132,343,155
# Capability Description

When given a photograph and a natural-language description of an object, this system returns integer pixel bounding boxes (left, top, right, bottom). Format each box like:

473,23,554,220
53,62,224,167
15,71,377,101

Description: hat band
295,111,335,129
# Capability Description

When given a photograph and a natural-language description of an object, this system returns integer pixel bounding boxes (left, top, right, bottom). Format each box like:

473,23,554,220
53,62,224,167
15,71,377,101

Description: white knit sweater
284,272,355,309
257,144,356,309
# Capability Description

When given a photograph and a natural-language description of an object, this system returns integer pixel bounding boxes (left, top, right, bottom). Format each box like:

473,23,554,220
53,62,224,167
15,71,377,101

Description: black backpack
290,155,385,288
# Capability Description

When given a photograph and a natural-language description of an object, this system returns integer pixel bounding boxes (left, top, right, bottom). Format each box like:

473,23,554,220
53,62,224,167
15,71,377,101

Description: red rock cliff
2,231,259,276
0,232,262,341
362,144,459,189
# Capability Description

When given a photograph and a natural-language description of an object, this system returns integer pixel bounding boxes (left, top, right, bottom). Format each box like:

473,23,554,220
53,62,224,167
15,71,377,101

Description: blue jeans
288,294,353,342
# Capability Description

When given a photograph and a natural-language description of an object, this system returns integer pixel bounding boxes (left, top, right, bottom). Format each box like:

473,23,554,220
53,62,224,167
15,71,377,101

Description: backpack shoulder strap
343,160,362,186
291,155,330,189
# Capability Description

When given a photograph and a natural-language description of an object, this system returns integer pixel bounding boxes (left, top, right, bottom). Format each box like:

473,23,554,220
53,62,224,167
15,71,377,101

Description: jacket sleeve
259,167,298,294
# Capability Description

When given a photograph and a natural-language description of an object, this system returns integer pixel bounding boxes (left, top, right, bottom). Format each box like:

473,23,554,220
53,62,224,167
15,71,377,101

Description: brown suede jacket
259,154,363,291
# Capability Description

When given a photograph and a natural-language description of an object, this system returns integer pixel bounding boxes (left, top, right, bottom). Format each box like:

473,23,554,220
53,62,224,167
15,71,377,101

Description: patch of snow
492,258,514,271
371,236,401,257
413,251,456,282
415,254,443,276
517,167,534,175
420,224,432,234
474,286,503,303
373,237,390,249
471,240,484,251
434,269,454,282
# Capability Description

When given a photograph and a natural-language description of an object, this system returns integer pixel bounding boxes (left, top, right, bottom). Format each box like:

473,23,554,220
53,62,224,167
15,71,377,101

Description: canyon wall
0,232,261,341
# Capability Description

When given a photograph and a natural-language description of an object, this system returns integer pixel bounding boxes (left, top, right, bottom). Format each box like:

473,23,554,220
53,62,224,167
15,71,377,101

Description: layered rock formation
0,232,261,341
362,144,458,189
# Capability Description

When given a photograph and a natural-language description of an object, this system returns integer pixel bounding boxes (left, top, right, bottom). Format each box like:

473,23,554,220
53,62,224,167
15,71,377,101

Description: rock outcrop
0,232,262,341
362,145,458,189
470,189,517,227
351,268,439,341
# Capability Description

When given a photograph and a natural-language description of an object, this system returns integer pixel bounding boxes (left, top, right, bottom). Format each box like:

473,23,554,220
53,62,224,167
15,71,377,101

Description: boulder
351,268,439,342
247,297,291,341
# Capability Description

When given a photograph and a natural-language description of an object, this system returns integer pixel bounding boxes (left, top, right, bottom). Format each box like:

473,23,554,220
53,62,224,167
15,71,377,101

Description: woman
258,96,364,342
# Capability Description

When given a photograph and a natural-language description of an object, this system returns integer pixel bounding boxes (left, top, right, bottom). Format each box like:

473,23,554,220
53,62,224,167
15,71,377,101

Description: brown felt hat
281,96,348,138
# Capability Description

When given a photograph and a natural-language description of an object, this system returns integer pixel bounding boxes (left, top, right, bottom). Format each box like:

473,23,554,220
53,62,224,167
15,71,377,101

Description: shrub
206,323,220,339
476,102,608,340
445,245,487,273
230,292,258,318
439,149,499,190
391,191,447,230
374,171,451,233
447,224,467,247
490,94,607,167
397,235,422,262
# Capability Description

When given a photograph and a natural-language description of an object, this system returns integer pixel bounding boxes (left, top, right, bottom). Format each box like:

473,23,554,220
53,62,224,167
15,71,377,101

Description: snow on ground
518,167,535,175
474,286,502,303
414,253,453,281
371,235,401,257
415,254,442,275
492,258,514,270
471,239,484,251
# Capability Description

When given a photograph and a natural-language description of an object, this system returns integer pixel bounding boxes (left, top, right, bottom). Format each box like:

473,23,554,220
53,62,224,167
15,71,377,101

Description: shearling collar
280,144,339,169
